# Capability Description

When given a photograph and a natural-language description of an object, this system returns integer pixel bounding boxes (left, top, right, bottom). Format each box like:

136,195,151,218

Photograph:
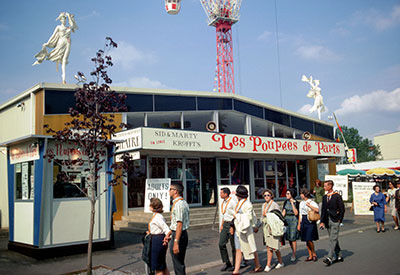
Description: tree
336,125,382,163
44,37,131,275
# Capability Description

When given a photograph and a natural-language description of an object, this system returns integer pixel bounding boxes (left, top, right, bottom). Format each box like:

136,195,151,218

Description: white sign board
21,162,30,200
353,182,375,215
325,175,348,201
217,185,249,226
10,141,40,164
144,178,171,213
114,128,142,153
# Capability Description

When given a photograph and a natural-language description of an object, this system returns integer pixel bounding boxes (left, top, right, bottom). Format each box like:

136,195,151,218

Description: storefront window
251,117,273,137
265,161,276,193
127,113,145,129
128,158,146,208
274,124,294,139
15,161,34,200
297,160,308,192
53,163,87,199
218,111,246,135
149,157,165,178
276,161,287,198
231,159,249,185
186,159,200,204
287,161,297,192
168,158,183,184
183,111,213,132
254,160,265,199
147,112,181,129
219,159,230,185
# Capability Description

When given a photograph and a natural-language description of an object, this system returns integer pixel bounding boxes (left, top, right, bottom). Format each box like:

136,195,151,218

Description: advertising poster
217,185,250,225
21,162,29,200
325,175,348,201
144,178,171,213
353,182,375,215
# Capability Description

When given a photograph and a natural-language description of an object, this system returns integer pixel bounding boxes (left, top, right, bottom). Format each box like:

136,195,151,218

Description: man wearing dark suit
320,180,345,266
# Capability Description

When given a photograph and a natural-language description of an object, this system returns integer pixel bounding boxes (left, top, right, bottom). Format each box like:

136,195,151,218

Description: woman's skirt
389,200,397,217
373,206,385,222
150,234,168,271
285,215,300,242
300,215,319,242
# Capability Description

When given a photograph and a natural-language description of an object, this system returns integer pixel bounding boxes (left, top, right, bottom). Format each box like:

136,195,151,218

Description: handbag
308,210,320,222
142,232,152,266
369,205,374,211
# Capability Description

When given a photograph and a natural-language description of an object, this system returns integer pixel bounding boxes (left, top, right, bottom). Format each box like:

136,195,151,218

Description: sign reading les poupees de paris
116,128,345,158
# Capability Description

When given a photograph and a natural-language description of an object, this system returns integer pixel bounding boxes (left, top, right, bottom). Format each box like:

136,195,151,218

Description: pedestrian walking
169,183,190,275
369,185,387,233
218,187,236,271
386,182,399,230
261,189,284,273
148,198,172,275
282,188,300,262
298,188,319,262
313,179,324,214
395,182,400,225
231,185,262,274
319,180,345,266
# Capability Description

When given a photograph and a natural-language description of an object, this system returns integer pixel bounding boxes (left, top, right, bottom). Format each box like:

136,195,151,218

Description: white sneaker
290,256,296,262
275,263,284,269
264,265,272,272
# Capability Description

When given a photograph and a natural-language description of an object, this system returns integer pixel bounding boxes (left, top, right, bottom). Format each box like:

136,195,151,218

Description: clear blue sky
0,0,399,140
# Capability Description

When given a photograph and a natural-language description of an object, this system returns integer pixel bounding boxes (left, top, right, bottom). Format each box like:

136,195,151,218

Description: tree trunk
87,191,96,275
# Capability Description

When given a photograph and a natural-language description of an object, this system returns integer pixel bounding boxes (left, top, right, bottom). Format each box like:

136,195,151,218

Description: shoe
290,256,296,262
264,266,272,272
323,258,332,266
381,228,386,232
230,273,240,275
313,256,318,262
275,263,284,269
305,257,313,262
376,229,380,233
221,263,233,271
249,266,263,273
394,226,399,230
333,257,344,263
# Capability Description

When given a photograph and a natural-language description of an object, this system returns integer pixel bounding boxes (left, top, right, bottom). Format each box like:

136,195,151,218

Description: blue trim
106,147,114,239
7,155,14,242
33,146,44,246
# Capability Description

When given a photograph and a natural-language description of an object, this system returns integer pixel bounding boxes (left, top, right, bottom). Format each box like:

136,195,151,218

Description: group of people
145,182,190,275
369,181,400,233
218,180,345,274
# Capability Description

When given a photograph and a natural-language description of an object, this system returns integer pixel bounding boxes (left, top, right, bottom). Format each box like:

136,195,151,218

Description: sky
0,0,399,140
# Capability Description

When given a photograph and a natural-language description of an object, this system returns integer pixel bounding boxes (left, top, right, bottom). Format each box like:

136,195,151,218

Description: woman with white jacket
231,185,262,274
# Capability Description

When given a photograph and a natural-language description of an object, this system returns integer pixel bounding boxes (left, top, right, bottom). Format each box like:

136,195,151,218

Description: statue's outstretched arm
67,13,78,32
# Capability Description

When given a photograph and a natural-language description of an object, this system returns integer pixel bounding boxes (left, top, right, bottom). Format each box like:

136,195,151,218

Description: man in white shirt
219,187,236,271
169,182,190,275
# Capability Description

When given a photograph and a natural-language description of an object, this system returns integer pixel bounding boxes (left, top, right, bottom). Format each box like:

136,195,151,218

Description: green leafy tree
336,125,382,163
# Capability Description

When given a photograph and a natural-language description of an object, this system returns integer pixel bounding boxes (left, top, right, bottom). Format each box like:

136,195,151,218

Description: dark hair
315,179,322,187
235,185,248,198
373,185,381,192
325,180,334,187
171,182,184,196
150,197,164,213
262,188,274,199
286,188,297,198
300,188,311,198
220,187,231,196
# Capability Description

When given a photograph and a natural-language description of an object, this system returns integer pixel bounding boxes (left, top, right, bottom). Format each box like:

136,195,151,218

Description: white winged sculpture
301,75,326,119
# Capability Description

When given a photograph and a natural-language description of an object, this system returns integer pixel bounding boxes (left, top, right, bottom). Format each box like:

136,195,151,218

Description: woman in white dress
33,12,78,84
386,182,399,230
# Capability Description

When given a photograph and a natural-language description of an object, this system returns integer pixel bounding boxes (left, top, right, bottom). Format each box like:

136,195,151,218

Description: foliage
336,125,382,163
44,37,131,275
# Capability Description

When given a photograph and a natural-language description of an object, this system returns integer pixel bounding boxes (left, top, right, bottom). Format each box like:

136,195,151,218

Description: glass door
185,158,202,206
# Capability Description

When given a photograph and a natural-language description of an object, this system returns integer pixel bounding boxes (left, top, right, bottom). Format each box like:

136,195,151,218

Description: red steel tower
201,0,243,93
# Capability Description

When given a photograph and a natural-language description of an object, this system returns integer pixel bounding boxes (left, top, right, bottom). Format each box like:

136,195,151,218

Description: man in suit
320,180,345,266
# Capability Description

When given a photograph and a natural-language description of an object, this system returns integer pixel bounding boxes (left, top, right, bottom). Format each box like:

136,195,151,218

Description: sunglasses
169,188,177,191
264,194,271,197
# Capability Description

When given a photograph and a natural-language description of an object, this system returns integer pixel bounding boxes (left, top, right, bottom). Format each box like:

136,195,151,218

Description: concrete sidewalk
0,209,395,275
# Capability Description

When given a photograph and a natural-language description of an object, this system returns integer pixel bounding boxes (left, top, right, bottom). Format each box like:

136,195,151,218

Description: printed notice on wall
325,175,348,201
21,162,29,200
353,182,375,215
144,178,171,213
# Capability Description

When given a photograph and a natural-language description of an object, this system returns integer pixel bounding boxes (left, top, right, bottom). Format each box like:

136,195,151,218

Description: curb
180,221,395,275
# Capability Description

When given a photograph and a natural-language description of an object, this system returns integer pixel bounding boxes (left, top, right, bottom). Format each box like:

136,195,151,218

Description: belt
172,229,187,232
224,221,233,223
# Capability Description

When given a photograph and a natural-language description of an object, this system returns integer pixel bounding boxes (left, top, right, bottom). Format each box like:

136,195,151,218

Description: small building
0,82,344,255
374,131,400,160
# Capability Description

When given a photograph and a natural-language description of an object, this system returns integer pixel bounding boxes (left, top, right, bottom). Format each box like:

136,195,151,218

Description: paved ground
0,210,399,275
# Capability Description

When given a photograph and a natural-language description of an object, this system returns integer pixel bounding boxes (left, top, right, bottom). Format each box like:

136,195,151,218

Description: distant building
374,131,400,160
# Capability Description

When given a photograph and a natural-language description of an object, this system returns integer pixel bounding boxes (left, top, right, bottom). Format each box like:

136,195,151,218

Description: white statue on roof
33,12,78,84
301,75,326,119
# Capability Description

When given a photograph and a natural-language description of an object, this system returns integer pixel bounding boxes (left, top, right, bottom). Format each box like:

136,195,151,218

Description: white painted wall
374,131,400,160
14,202,34,244
0,96,33,144
0,148,8,228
